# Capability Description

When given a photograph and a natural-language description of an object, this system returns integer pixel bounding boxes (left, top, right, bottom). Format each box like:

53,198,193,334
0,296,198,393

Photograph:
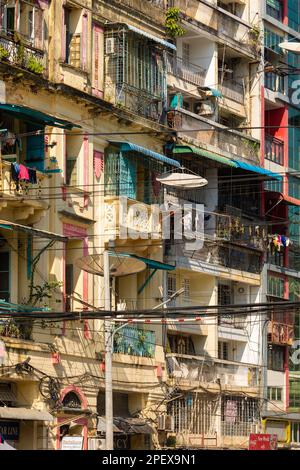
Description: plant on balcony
0,45,9,61
165,7,185,38
0,320,21,339
166,436,176,448
27,55,44,75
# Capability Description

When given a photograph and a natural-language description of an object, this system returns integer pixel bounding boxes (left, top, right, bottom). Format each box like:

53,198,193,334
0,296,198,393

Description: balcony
218,314,247,330
0,32,45,76
104,195,162,244
171,0,258,58
220,79,245,104
0,159,48,221
166,53,206,88
113,325,156,358
265,134,284,165
167,108,260,163
166,353,260,390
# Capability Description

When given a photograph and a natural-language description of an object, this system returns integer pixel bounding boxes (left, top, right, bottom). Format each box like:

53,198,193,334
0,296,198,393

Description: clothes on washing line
269,234,291,253
10,163,37,184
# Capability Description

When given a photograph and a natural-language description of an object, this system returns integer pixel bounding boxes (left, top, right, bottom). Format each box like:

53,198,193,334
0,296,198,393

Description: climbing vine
165,7,185,38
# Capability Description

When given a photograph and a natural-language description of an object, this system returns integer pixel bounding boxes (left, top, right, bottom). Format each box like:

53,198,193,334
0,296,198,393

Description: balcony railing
166,53,206,87
0,32,45,75
265,134,284,165
104,195,162,242
113,325,156,358
220,79,245,104
218,314,247,330
167,108,260,163
268,322,294,346
0,159,46,201
166,353,260,388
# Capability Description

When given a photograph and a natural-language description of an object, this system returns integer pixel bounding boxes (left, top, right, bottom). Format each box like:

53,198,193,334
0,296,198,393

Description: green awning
173,145,236,167
0,103,81,129
130,255,175,271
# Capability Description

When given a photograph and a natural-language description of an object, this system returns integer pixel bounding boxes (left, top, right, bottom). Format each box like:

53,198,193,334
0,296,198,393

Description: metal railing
0,31,45,74
167,109,260,163
166,53,206,87
265,134,284,165
166,353,260,388
0,159,46,200
218,314,247,330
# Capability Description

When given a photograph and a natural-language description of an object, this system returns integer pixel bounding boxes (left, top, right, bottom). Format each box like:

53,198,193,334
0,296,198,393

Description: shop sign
61,436,83,450
0,421,20,441
249,433,278,450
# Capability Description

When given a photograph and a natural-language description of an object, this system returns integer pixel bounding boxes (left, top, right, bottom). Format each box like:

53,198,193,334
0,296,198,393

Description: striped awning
126,24,176,51
108,141,181,168
173,145,282,180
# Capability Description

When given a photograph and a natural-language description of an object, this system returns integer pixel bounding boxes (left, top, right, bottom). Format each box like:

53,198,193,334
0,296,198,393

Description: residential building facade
0,0,299,451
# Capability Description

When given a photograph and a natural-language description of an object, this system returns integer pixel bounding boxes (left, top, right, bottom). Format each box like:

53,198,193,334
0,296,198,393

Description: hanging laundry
11,162,20,183
18,164,30,182
28,168,37,185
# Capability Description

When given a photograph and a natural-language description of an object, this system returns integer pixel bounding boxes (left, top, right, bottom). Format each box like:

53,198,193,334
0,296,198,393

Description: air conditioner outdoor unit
88,438,106,450
106,38,116,54
157,415,175,432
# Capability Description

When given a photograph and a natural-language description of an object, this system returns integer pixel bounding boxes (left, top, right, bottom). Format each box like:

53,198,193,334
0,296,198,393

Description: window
167,274,176,307
218,284,232,305
264,29,284,54
65,264,73,312
289,377,300,408
218,341,229,361
167,334,195,355
266,0,283,22
0,251,10,302
291,422,300,443
63,7,85,69
267,386,283,402
181,278,190,304
268,275,285,299
66,157,77,186
2,1,15,36
288,0,300,32
268,345,285,371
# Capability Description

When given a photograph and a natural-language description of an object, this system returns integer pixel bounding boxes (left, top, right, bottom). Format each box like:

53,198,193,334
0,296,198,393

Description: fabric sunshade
233,160,282,181
173,145,236,167
125,24,176,51
129,254,175,271
0,407,54,421
108,141,181,168
0,104,81,129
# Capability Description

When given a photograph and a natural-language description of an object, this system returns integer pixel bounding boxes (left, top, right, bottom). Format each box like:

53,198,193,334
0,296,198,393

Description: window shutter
119,155,136,199
93,150,104,179
34,7,44,50
61,7,66,61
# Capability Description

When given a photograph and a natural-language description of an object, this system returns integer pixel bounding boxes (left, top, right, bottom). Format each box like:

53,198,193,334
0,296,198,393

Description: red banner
249,434,278,450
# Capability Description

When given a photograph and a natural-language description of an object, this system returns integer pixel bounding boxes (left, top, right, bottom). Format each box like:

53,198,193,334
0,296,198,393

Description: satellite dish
279,41,300,53
156,171,208,189
76,252,146,277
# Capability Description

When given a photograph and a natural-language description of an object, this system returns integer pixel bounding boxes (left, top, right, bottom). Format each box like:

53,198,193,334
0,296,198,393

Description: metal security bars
221,396,259,436
104,27,167,121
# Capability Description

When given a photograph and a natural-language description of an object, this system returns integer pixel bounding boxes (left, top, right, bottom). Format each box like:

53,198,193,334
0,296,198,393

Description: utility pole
104,249,113,450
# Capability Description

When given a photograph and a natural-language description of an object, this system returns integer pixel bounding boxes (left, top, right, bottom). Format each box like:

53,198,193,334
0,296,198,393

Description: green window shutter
119,154,136,199
104,151,119,196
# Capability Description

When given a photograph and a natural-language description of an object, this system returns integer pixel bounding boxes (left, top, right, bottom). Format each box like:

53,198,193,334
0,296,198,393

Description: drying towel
18,164,30,181
11,162,20,182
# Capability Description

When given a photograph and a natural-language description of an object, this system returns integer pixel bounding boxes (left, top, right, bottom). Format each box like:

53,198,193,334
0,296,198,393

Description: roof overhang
0,103,81,129
0,220,67,242
0,407,54,421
